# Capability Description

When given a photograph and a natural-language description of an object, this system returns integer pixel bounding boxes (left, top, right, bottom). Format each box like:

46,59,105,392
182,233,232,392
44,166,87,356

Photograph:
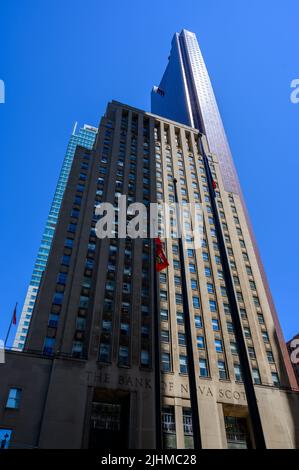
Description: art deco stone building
0,101,298,449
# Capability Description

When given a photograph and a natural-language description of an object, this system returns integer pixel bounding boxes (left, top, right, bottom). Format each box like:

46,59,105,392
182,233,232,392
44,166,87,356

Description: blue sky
0,0,298,345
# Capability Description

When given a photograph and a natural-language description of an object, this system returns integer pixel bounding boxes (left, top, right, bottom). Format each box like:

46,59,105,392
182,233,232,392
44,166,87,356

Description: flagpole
4,302,18,347
198,136,266,449
152,237,163,449
173,178,202,450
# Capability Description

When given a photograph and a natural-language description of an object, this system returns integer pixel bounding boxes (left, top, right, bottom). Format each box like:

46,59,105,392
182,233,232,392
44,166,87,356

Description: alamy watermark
290,79,299,103
0,79,5,104
0,340,4,364
94,196,204,249
289,339,299,366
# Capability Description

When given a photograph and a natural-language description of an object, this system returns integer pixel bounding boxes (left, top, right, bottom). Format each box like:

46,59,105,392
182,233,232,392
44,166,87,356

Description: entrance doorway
88,389,130,449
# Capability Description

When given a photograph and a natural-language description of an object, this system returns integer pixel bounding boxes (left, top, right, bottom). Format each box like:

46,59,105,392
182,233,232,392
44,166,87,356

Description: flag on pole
12,304,17,325
155,238,169,272
4,302,18,347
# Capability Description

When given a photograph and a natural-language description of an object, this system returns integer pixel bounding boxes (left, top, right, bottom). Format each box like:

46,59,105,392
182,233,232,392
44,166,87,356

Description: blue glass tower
151,29,298,390
13,123,97,349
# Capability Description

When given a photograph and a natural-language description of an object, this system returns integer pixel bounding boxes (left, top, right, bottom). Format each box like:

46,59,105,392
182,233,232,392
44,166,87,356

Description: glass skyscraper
13,123,97,350
151,28,297,390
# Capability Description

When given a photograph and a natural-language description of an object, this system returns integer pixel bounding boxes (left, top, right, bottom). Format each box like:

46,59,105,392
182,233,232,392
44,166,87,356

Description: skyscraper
0,100,298,449
13,124,97,350
151,29,297,392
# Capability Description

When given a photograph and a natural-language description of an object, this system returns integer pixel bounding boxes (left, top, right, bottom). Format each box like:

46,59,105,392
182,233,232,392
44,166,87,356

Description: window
191,279,198,290
252,368,261,385
72,341,83,357
199,358,209,377
183,408,193,449
234,364,243,382
176,293,182,305
162,353,171,372
212,319,220,331
57,272,67,285
176,311,184,325
197,335,205,349
160,290,168,301
248,347,256,359
99,343,110,362
262,331,269,343
162,407,176,449
230,342,238,355
227,322,234,334
120,323,130,336
244,327,251,339
161,309,168,322
141,350,150,367
189,263,196,274
178,332,186,346
205,267,211,277
257,313,265,325
193,297,200,309
53,292,63,305
209,300,217,312
194,315,202,328
6,388,21,409
43,337,55,355
215,339,223,353
267,351,274,363
224,303,231,315
207,283,214,294
161,330,170,343
272,372,280,387
218,361,228,380
76,317,86,331
179,355,188,374
119,346,129,366
0,429,12,449
48,313,59,328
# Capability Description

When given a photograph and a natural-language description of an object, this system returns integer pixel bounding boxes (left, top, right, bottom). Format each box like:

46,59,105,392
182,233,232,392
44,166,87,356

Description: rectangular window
43,337,55,355
272,372,280,387
141,350,150,367
162,407,176,449
0,429,12,449
179,355,188,374
199,358,209,377
267,351,274,363
161,330,170,343
160,309,169,322
215,339,223,353
248,347,256,359
99,343,110,362
207,283,214,294
212,318,220,331
234,364,243,382
218,360,228,380
209,300,217,312
193,297,200,309
195,315,202,328
197,335,205,349
183,408,193,449
118,346,129,366
252,368,261,385
162,353,171,372
6,388,22,409
178,333,186,346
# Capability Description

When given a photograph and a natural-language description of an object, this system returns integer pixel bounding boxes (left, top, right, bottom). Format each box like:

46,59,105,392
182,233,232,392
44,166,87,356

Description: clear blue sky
0,0,298,345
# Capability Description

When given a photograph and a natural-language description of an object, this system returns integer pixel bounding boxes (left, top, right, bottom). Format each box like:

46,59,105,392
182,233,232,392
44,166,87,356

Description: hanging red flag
212,179,217,189
12,304,17,325
155,238,169,272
